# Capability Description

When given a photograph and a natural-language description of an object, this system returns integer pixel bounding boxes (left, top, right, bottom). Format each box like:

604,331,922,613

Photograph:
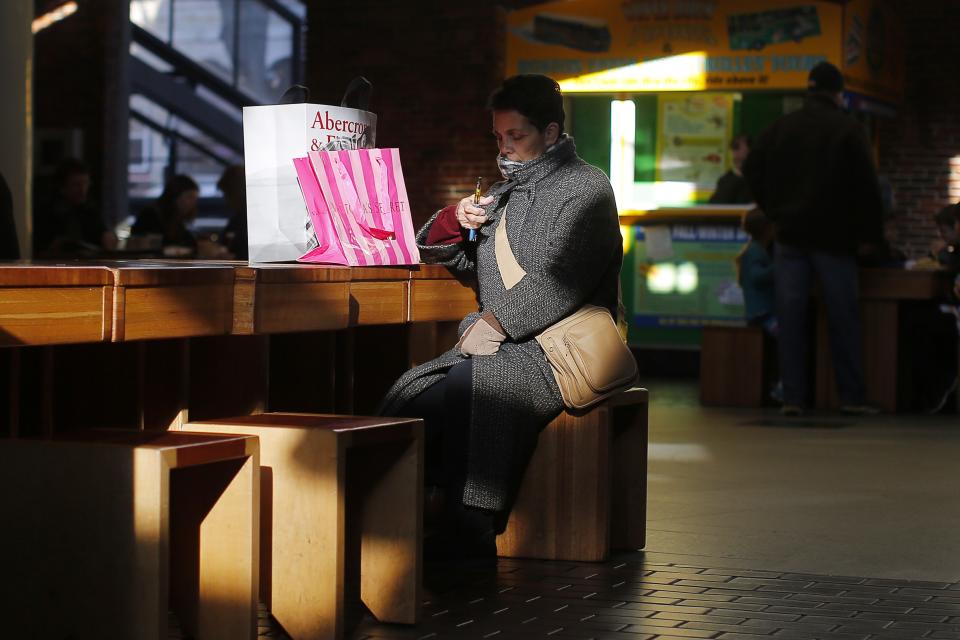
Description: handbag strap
492,206,630,340
494,207,526,290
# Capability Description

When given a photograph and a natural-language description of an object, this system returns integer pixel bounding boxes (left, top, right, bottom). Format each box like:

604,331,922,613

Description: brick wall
306,0,541,227
877,1,960,257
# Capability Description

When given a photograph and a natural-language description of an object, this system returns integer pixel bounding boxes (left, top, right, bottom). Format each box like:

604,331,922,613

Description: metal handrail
129,109,236,167
131,23,258,109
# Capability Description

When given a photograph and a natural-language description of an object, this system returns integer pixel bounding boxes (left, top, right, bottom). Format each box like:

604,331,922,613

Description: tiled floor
252,551,960,639
251,380,960,640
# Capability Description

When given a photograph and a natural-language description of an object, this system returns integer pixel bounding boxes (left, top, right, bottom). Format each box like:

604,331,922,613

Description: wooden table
110,262,235,341
233,263,352,334
0,260,475,344
0,263,114,346
0,260,479,434
815,268,953,412
409,263,478,322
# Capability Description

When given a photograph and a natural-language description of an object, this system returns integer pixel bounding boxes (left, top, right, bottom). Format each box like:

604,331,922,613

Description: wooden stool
700,325,773,406
497,388,648,562
0,430,259,640
180,413,423,640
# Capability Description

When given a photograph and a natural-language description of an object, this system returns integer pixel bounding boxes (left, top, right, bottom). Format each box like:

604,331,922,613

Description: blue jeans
774,243,866,406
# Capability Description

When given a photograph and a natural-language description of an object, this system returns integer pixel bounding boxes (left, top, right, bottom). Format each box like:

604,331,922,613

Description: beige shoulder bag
494,210,638,410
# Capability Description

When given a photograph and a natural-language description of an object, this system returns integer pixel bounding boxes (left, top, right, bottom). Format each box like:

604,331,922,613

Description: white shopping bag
242,104,377,262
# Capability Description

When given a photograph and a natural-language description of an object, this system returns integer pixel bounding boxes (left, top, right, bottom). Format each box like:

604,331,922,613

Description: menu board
656,93,734,201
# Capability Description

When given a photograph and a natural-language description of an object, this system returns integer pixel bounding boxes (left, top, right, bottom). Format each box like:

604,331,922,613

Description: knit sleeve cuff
425,205,463,245
416,209,475,271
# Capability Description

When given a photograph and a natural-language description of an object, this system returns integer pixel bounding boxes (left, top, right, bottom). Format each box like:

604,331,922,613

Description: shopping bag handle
340,76,372,111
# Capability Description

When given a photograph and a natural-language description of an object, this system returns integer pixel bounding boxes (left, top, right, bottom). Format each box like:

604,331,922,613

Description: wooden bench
496,388,648,562
700,325,774,407
0,430,260,640
179,413,423,640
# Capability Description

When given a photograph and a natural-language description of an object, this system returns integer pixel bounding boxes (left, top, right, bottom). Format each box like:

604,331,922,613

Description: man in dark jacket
743,61,883,416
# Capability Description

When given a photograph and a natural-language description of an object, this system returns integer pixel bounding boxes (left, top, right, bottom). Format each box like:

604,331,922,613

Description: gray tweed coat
379,136,622,511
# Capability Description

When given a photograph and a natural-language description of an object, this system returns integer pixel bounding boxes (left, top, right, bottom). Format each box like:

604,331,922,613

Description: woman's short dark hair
157,174,199,217
487,74,565,134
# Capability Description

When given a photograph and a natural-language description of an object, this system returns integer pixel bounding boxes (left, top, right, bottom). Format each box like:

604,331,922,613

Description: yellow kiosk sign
841,0,904,102
507,0,844,92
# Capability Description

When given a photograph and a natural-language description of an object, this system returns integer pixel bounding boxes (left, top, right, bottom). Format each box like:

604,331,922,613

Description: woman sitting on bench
380,74,624,565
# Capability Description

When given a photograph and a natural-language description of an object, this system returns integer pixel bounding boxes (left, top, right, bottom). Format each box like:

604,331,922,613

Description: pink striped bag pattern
294,148,420,266
293,156,353,265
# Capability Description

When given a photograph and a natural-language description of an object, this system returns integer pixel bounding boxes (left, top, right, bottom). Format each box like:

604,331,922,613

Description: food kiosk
507,0,904,348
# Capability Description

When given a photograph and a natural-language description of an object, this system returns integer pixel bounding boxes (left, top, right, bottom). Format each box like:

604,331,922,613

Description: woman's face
492,110,559,162
176,189,199,220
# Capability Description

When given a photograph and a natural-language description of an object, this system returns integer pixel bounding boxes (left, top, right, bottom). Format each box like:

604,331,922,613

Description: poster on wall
841,0,904,103
506,0,844,92
656,93,734,200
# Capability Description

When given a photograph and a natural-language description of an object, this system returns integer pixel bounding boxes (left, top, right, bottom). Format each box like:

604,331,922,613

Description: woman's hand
456,311,506,357
455,195,494,231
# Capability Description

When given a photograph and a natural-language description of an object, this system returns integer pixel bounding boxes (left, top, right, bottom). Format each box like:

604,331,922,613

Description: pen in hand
468,177,482,242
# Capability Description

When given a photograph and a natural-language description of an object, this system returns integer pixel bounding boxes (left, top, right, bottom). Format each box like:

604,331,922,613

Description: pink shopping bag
293,156,351,265
293,148,420,266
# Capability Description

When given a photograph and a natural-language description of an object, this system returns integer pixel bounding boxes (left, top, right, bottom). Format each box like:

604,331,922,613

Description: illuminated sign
508,0,844,92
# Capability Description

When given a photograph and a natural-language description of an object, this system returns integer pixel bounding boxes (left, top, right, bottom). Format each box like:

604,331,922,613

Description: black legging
400,359,473,495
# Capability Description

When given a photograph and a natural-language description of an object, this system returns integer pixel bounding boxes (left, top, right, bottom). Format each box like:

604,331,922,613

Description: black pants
401,359,500,543
401,359,473,497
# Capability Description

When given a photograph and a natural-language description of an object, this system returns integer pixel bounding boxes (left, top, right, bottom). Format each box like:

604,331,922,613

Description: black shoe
424,502,498,568
423,530,497,568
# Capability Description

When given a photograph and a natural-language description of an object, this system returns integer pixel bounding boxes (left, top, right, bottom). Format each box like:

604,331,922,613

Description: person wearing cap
742,61,884,416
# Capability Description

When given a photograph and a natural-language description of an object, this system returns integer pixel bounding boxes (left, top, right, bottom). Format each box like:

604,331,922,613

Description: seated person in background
217,165,248,260
930,204,960,269
34,158,117,258
859,217,908,267
903,201,960,412
131,174,199,253
709,135,753,204
736,208,781,402
0,171,19,259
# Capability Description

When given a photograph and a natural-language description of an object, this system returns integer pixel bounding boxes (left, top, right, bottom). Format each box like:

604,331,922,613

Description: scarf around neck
495,134,575,182
482,135,576,238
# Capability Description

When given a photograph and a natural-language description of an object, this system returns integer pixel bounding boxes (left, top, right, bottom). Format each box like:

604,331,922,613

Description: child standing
736,208,782,402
